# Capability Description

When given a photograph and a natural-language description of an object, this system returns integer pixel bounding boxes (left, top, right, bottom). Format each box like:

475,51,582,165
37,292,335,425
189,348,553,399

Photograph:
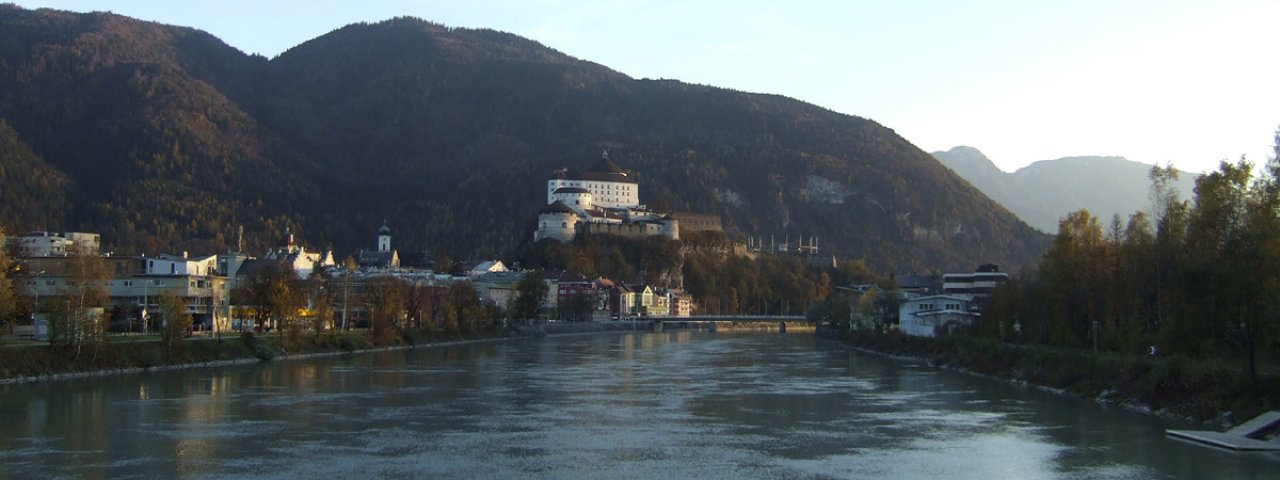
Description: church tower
378,224,392,252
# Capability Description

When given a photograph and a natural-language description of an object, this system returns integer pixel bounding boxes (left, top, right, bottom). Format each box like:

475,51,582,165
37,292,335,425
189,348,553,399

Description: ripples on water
1,332,1276,479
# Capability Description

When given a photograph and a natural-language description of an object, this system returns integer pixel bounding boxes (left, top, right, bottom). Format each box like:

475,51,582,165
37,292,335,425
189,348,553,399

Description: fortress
534,152,679,242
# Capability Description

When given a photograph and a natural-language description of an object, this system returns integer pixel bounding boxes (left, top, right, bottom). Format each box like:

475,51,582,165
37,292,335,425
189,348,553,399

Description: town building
6,231,100,257
354,224,400,269
534,152,679,243
261,228,335,279
941,264,1009,299
898,295,979,338
21,253,231,335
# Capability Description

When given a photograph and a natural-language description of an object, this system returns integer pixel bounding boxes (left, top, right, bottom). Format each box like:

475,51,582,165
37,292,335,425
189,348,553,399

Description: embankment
0,330,501,384
821,327,1279,428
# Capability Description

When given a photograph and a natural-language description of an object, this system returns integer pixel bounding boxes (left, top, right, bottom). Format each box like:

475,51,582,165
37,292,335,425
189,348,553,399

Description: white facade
534,207,580,243
144,254,219,276
942,266,1009,298
898,295,980,337
547,178,638,209
7,231,100,257
534,153,678,243
264,245,335,279
378,226,392,252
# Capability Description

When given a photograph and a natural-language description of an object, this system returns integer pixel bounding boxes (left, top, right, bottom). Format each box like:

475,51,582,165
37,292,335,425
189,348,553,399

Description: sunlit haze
13,0,1280,174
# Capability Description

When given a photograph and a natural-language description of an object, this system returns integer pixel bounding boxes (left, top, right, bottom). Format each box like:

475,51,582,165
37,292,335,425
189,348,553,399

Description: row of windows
549,181,634,192
915,302,965,311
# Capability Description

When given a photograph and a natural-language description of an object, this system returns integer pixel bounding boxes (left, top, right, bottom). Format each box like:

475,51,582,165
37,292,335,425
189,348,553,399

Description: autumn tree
157,291,191,353
362,276,406,345
233,261,300,334
0,227,15,333
48,250,109,356
1039,209,1112,348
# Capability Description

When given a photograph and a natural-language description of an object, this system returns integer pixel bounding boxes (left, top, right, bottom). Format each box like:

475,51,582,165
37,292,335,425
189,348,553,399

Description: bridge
517,316,812,336
651,316,811,333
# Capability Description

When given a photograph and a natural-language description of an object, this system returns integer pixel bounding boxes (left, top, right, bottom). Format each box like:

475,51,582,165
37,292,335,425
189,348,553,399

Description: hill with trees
0,5,1047,271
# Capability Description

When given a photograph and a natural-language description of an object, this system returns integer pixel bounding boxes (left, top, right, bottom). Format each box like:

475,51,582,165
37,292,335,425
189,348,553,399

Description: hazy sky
13,0,1280,174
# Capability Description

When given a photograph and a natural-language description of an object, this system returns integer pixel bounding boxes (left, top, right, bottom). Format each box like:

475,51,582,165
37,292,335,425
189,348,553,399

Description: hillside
0,6,1048,271
932,146,1198,233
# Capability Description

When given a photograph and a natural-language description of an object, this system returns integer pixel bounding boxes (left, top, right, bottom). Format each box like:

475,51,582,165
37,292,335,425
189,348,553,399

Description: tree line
979,133,1280,385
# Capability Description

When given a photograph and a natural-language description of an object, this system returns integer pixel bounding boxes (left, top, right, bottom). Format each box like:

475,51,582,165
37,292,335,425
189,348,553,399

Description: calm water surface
1,332,1276,479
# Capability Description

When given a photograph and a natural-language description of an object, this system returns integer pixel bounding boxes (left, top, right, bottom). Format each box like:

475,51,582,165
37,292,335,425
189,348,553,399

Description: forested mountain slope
0,6,1047,270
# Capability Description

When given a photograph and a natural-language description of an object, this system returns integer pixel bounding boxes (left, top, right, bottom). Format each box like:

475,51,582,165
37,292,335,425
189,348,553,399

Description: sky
11,0,1280,174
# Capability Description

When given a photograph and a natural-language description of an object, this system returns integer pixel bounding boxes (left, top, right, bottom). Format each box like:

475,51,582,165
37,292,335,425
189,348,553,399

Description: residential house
5,231,100,257
898,295,979,337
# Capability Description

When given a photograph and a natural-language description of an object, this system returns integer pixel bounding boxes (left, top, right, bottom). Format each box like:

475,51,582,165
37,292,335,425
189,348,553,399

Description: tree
48,250,109,356
362,276,406,345
1040,210,1112,347
305,268,334,339
233,262,299,333
0,227,15,333
157,291,191,353
513,271,548,322
560,289,596,322
1149,164,1189,348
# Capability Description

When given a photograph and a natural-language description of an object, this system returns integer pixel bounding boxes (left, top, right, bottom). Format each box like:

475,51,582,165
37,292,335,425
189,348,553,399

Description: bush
240,332,275,361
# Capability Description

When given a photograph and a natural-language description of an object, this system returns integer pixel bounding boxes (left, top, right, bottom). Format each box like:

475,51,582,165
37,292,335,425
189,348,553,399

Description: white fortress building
534,152,678,243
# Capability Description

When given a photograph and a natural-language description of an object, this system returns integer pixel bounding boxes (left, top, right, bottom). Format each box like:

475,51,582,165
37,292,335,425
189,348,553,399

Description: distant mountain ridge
932,146,1198,232
0,5,1048,271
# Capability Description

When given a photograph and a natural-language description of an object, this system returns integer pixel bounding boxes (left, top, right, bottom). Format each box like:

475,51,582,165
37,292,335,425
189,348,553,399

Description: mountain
0,5,1048,271
932,146,1199,233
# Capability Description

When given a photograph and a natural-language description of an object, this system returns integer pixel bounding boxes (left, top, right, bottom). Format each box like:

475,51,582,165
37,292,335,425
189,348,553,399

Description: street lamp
31,269,45,325
141,279,153,335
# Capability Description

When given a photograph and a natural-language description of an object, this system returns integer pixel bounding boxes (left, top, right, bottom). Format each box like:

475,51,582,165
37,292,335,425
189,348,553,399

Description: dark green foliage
835,330,1280,424
0,6,1045,271
513,271,547,321
981,134,1280,389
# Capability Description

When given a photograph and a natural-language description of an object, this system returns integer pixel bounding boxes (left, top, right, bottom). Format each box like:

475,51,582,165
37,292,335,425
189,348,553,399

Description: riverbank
0,329,512,384
821,328,1280,428
0,320,806,384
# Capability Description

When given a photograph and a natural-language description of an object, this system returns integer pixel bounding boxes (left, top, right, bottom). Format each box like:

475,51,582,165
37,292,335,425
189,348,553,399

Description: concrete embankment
517,320,814,336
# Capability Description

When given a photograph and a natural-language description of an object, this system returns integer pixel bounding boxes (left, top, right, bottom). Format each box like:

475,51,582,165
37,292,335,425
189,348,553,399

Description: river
1,331,1276,479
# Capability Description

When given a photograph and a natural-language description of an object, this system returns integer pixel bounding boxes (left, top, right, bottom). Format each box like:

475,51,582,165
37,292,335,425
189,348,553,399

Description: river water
1,332,1276,479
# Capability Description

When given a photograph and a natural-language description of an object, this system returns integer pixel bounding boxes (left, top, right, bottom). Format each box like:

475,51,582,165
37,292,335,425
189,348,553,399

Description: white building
142,253,219,276
546,153,639,209
534,152,678,242
6,231,100,257
262,229,335,279
898,295,979,337
942,264,1009,299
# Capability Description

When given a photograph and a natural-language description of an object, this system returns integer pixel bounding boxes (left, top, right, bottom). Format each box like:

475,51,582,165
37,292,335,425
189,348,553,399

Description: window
561,222,567,227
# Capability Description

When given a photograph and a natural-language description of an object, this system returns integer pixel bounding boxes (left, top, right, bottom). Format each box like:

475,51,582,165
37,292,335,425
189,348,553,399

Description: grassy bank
827,328,1280,427
0,329,502,383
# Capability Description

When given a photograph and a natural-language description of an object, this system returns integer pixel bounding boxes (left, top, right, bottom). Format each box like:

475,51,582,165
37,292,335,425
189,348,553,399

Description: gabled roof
356,250,398,268
590,155,627,175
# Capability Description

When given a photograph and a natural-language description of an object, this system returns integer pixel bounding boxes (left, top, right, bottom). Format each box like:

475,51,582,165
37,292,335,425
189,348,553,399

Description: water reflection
1,332,1278,479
